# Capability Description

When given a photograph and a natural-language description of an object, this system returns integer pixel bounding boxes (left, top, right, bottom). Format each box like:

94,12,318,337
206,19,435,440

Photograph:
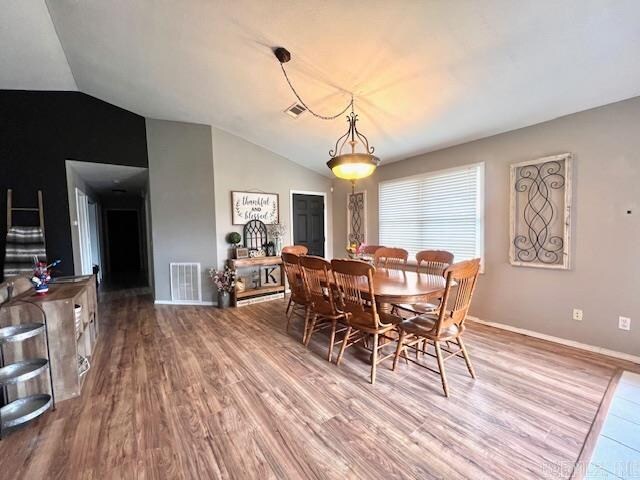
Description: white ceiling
0,0,76,90
6,1,640,174
67,161,148,195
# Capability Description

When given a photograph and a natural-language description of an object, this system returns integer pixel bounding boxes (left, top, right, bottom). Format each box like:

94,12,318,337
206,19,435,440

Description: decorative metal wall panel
509,153,572,269
347,191,367,245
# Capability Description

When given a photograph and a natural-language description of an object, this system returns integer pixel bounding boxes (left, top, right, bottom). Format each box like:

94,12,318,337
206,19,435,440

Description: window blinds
379,163,483,262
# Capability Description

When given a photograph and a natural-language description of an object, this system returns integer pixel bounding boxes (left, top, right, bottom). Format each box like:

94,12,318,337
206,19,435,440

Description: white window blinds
379,163,484,263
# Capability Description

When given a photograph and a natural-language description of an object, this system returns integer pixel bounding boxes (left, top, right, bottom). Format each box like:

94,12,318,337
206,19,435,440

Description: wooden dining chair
361,245,384,255
392,258,481,397
300,256,348,361
331,259,403,384
394,250,454,316
281,252,311,341
373,247,408,269
281,245,309,255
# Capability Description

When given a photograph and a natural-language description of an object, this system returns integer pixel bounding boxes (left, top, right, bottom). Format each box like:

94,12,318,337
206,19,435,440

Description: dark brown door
292,194,325,257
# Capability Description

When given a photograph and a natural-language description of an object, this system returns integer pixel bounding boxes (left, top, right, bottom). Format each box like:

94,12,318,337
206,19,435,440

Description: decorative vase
217,291,231,309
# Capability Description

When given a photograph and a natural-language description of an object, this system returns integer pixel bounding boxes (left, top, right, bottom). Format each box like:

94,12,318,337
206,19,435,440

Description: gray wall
333,97,640,356
147,119,217,302
212,128,333,268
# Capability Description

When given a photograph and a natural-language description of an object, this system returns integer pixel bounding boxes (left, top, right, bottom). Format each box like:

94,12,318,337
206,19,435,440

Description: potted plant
226,232,243,258
209,266,236,308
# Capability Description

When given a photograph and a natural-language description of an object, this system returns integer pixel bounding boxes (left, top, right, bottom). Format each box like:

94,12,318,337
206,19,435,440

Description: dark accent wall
0,90,148,280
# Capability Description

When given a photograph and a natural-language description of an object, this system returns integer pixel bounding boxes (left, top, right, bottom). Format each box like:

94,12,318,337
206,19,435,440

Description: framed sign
509,153,572,269
232,191,279,225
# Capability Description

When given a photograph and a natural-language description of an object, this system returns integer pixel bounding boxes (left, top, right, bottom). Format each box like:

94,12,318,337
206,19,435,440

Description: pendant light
274,47,380,188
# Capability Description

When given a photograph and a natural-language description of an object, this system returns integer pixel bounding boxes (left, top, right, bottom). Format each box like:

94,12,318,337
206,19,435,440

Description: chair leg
304,313,317,346
285,302,295,333
457,337,476,379
392,330,406,371
336,327,352,365
327,320,337,362
370,333,379,384
285,297,293,315
434,341,449,397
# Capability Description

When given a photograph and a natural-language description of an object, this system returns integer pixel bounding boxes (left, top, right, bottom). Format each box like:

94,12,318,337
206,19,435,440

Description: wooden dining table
370,268,447,305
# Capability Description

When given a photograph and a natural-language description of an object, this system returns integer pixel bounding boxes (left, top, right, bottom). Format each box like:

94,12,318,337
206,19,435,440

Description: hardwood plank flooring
1,290,638,479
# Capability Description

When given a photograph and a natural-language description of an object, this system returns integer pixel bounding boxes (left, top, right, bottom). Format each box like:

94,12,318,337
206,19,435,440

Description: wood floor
1,290,639,480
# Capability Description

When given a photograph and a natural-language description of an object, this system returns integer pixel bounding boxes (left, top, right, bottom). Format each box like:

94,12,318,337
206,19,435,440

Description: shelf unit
227,256,285,306
0,304,55,439
0,275,98,403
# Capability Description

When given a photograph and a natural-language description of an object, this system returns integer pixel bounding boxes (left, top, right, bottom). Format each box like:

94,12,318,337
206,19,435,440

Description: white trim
289,190,328,258
468,316,640,364
154,300,215,306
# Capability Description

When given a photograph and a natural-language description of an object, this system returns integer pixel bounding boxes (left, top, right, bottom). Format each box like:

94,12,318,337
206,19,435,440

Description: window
378,163,484,264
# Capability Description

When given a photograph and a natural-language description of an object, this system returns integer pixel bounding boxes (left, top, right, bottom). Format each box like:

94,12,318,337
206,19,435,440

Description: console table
0,275,98,403
227,257,285,306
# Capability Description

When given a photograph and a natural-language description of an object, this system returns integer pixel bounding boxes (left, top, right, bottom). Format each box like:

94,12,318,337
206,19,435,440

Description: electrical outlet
572,308,583,321
619,316,631,331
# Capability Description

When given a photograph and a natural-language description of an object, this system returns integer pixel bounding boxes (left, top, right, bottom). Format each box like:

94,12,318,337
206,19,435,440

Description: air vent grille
170,262,202,303
284,103,307,118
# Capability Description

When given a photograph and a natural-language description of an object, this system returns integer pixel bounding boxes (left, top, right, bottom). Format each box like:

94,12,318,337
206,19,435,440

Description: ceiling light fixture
274,47,380,191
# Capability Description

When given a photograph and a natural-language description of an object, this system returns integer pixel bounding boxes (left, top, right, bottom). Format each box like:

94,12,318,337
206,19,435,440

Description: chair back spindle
300,256,335,316
331,259,381,329
374,247,408,269
416,250,454,276
282,252,307,305
436,259,481,335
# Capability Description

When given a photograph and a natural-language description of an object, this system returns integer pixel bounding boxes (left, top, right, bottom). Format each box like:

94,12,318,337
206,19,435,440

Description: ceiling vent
284,103,306,118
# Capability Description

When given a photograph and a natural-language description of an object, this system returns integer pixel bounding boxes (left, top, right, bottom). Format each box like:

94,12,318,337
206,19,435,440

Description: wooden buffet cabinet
227,256,285,306
0,276,98,403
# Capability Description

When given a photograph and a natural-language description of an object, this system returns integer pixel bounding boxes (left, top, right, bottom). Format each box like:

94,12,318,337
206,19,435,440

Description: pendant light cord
279,63,353,120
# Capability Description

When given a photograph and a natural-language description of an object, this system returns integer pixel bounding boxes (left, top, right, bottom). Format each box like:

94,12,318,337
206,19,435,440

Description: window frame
377,161,485,271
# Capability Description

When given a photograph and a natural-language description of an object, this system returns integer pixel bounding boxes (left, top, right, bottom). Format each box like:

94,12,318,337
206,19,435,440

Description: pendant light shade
327,153,379,180
326,112,380,180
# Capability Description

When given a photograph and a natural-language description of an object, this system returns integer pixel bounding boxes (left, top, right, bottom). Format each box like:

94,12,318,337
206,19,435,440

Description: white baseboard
154,300,215,306
468,316,640,365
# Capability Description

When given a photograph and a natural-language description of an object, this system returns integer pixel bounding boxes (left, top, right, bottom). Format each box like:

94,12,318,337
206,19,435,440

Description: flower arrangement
267,223,287,254
208,266,236,293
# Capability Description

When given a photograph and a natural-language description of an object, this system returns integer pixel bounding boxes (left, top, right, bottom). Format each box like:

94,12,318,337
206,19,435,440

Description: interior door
292,194,325,257
75,188,93,275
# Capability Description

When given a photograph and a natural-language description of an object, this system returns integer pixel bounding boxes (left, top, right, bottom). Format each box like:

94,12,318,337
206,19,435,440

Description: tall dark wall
0,90,148,280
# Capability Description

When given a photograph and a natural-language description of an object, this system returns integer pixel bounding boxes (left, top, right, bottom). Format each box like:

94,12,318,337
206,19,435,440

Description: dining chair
331,259,403,384
361,245,384,255
281,252,311,341
392,258,481,397
281,245,309,255
373,247,408,269
394,250,454,316
299,256,348,361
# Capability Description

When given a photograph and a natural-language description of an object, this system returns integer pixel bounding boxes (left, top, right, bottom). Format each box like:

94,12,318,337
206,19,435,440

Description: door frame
289,190,328,258
75,188,93,275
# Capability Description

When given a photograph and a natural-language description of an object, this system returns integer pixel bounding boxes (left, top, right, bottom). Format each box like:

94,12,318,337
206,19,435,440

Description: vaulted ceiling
3,1,640,174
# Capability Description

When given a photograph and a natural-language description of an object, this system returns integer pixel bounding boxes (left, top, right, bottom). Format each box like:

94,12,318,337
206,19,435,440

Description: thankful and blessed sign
231,191,279,225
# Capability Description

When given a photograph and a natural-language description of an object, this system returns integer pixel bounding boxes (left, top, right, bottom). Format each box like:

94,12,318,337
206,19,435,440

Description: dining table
369,268,447,307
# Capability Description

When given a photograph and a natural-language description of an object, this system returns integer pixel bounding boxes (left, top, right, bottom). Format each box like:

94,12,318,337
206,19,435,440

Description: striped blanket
3,226,46,278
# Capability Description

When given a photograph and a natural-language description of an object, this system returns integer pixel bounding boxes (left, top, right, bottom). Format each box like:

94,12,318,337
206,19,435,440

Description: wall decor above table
231,191,279,225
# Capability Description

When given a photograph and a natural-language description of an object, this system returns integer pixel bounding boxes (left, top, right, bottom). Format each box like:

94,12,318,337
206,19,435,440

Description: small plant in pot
209,266,236,309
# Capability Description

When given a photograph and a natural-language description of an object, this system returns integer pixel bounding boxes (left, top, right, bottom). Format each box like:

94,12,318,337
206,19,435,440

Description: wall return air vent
170,262,202,303
284,103,307,118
